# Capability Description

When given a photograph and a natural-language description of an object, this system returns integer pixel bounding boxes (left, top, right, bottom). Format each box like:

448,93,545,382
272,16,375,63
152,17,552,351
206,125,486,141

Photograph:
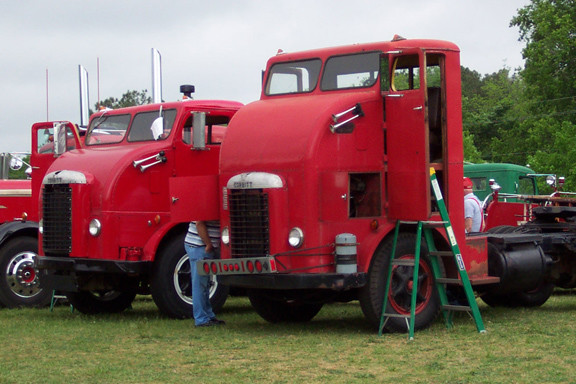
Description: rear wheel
150,234,228,319
359,233,440,333
508,282,554,307
482,282,554,308
0,236,51,308
66,290,136,314
248,289,323,323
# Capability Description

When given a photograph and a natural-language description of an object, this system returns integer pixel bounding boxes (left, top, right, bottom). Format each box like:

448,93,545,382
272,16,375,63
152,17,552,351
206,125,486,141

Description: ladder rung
442,304,471,312
435,278,462,285
382,313,410,319
392,259,415,267
429,251,454,257
422,221,448,227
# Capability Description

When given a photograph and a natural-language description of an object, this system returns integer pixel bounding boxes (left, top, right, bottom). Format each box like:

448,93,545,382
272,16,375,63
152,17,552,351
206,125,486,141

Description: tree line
463,0,576,189
87,2,575,189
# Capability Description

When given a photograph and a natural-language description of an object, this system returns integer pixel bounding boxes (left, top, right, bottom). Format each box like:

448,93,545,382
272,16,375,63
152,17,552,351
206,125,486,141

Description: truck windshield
265,59,322,95
321,51,380,91
86,114,131,145
85,109,178,145
128,109,177,142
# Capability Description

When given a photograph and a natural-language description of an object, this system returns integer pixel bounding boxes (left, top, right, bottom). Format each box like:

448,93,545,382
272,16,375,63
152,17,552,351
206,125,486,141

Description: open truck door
384,49,432,221
384,49,448,221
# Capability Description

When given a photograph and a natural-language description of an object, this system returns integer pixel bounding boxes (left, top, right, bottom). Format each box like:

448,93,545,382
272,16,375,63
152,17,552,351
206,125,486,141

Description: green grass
1,292,576,384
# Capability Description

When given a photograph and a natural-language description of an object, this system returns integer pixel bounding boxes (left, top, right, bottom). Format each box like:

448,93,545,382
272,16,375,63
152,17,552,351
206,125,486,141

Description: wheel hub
6,252,41,298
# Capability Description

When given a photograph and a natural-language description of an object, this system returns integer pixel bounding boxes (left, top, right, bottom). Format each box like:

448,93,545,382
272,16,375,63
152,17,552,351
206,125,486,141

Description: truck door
169,112,230,222
384,49,431,221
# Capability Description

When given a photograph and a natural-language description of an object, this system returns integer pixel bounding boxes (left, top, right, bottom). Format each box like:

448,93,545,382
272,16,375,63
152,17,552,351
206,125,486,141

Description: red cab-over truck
201,37,555,332
36,90,242,317
0,123,82,307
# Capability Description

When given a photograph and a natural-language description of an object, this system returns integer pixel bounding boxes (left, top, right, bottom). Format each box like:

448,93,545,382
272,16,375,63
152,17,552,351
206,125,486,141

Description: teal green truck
463,163,539,202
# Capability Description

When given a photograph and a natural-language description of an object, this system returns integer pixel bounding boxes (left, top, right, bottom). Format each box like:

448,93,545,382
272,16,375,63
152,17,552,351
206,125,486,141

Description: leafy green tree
91,89,151,114
511,0,576,188
461,67,526,164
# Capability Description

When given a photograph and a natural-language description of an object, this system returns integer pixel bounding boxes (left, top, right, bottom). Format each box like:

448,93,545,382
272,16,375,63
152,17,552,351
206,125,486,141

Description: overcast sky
0,0,530,153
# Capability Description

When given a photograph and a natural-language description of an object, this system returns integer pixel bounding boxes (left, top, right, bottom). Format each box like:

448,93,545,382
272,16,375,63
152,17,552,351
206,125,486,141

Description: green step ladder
379,168,486,340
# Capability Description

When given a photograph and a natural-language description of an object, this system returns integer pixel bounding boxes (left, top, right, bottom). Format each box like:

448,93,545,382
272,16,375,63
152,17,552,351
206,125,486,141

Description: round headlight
288,227,304,248
89,219,102,237
221,226,230,245
546,175,556,187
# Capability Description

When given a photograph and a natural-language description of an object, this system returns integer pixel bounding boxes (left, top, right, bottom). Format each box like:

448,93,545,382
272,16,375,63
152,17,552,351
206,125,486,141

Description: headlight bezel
89,219,102,237
288,227,304,248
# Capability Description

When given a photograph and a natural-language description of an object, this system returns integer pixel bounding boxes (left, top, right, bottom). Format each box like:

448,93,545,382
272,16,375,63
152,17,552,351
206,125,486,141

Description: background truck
464,163,539,202
0,123,82,307
36,88,242,318
201,37,562,332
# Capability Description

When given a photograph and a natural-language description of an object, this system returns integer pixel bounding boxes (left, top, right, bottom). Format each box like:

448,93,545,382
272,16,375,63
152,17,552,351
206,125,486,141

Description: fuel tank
487,233,552,294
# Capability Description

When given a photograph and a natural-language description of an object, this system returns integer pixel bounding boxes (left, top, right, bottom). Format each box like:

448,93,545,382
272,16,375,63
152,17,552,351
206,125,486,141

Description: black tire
150,234,229,319
66,290,136,314
359,233,440,333
486,225,515,234
483,282,554,308
480,292,513,307
0,236,51,308
248,289,323,323
508,282,554,307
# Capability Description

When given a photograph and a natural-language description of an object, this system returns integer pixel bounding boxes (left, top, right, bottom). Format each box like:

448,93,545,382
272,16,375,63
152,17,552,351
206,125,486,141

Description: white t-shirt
464,193,483,232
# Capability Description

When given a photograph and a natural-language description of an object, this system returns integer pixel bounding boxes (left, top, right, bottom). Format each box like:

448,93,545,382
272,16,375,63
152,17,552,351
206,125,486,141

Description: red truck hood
221,92,375,173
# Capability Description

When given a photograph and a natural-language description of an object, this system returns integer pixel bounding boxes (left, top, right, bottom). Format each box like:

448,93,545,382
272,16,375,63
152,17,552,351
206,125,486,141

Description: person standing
184,220,225,327
463,177,484,234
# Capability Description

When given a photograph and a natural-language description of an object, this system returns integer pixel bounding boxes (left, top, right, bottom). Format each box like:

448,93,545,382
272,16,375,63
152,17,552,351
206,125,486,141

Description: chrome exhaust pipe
151,48,162,103
78,65,90,128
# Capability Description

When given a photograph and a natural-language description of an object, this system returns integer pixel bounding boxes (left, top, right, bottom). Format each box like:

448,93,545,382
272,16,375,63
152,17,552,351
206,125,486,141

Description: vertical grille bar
42,184,72,255
229,189,269,258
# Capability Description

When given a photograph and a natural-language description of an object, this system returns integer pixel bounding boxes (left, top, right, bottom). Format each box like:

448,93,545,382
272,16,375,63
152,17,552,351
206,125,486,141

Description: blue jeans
185,243,216,326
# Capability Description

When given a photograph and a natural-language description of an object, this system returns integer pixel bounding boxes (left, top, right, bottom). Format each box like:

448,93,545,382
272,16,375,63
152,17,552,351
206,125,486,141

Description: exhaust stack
151,48,162,103
78,65,89,128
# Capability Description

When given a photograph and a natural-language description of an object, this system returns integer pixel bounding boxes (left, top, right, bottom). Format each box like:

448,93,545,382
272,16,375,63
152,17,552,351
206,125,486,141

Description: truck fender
142,222,188,262
357,222,397,272
0,221,39,246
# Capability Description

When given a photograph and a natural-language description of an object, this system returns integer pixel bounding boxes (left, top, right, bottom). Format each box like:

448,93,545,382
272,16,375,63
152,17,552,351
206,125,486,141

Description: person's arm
465,217,473,234
195,221,214,253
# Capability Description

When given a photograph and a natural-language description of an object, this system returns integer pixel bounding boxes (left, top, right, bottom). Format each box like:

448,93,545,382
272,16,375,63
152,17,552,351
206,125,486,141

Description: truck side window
518,177,536,195
37,126,80,153
182,115,230,145
391,55,420,91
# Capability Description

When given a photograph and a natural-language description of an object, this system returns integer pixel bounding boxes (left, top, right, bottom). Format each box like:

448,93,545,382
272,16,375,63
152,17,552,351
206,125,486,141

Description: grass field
1,292,576,384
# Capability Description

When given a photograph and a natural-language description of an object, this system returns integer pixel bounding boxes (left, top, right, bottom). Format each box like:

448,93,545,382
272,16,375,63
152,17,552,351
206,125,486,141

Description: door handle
413,106,423,110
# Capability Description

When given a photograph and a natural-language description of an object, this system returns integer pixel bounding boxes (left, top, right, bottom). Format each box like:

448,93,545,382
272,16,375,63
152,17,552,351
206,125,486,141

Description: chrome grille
229,189,269,258
42,184,72,255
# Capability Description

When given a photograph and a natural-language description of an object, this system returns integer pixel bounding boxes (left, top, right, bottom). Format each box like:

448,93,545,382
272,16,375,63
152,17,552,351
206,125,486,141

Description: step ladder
379,168,485,340
50,290,74,313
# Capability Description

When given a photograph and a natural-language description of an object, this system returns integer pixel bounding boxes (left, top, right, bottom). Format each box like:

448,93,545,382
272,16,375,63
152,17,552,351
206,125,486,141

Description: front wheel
248,289,323,323
150,234,229,319
0,236,51,308
66,290,136,314
359,233,440,333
